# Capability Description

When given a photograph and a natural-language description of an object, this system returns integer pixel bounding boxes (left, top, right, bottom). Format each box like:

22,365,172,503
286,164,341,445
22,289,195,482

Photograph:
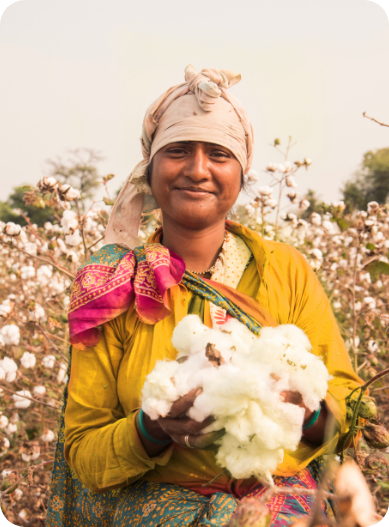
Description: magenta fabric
68,244,185,349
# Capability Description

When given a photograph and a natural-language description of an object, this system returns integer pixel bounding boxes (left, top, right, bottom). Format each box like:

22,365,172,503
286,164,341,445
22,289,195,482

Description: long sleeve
236,225,364,476
285,245,363,431
265,244,363,475
64,318,174,493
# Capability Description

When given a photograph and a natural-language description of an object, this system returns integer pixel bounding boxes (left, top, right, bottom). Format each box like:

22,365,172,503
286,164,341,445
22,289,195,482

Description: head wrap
105,65,254,249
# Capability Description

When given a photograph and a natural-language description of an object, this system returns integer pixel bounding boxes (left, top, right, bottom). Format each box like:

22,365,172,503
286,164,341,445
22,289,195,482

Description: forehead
163,141,233,151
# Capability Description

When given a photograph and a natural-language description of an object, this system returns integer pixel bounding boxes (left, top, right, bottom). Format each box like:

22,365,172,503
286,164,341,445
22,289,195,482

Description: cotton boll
42,355,56,369
61,210,78,234
20,265,35,280
13,390,32,409
142,360,180,419
171,315,211,357
1,324,20,345
65,229,82,246
57,362,68,383
0,414,9,429
33,385,46,396
250,325,331,411
20,351,36,369
0,357,18,382
220,317,258,354
0,299,12,318
0,437,10,457
40,429,55,442
28,302,45,322
215,433,284,483
142,315,331,482
36,265,53,287
170,353,211,397
6,423,17,435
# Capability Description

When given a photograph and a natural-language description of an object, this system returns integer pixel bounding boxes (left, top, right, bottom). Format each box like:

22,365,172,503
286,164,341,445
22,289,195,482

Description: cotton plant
0,152,388,520
0,167,116,522
0,324,20,346
142,314,331,483
239,137,313,240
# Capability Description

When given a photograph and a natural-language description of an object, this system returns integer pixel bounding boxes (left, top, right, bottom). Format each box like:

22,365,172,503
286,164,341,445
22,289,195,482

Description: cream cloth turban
105,65,254,249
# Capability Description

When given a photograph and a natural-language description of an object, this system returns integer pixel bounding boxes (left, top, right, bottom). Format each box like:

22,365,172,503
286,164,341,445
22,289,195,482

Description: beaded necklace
187,231,227,276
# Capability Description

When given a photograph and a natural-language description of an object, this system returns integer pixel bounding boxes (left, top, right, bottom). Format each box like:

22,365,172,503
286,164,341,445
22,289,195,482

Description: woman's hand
280,390,313,423
136,388,224,458
157,389,225,449
280,389,329,445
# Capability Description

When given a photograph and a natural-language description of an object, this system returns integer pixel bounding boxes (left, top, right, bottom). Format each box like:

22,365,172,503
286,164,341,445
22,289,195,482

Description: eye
211,150,230,159
165,147,187,156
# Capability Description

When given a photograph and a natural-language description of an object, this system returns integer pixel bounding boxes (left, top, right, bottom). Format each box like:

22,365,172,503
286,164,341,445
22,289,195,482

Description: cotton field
0,160,388,524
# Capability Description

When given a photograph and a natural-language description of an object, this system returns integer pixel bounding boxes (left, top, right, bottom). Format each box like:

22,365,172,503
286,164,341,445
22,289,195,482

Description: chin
166,207,221,230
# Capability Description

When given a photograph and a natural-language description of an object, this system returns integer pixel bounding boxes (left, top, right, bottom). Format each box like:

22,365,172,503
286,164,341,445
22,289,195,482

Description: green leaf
366,243,376,252
366,260,389,283
33,198,46,209
106,173,115,180
336,218,351,232
377,480,389,492
103,197,115,206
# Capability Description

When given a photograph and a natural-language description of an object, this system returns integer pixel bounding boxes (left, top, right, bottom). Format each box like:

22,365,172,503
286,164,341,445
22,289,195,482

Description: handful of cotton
141,315,331,483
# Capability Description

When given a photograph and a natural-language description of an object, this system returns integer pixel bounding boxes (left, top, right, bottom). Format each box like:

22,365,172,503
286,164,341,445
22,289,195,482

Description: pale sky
0,0,389,206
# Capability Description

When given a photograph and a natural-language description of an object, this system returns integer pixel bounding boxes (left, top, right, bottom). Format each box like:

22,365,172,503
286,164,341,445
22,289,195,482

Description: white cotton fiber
141,315,332,482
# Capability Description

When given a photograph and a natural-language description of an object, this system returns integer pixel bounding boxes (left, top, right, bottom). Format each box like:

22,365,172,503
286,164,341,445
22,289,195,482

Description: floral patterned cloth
111,461,334,527
68,225,275,350
209,230,252,326
47,378,335,527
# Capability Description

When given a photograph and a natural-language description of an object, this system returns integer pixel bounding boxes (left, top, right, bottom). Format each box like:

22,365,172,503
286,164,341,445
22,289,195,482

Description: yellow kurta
64,223,362,494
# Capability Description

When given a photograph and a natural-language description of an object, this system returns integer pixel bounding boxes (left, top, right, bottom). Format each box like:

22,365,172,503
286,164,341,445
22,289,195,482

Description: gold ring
184,435,192,448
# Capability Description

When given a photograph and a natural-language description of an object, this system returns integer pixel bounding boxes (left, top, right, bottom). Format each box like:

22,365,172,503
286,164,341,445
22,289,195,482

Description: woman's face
150,141,242,230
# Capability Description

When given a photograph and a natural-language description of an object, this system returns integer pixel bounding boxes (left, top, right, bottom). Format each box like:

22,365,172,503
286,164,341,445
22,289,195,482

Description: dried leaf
103,196,115,206
47,316,62,330
335,459,376,527
24,321,36,334
205,343,226,367
363,418,389,449
177,356,189,364
364,453,389,470
365,312,376,329
366,260,389,283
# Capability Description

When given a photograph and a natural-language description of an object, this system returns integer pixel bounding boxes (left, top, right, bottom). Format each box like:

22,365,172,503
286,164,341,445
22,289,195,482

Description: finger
159,415,215,436
280,390,303,406
173,429,226,450
167,388,202,418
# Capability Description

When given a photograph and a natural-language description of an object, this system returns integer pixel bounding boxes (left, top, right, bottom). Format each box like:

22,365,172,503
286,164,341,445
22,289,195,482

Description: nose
183,144,211,182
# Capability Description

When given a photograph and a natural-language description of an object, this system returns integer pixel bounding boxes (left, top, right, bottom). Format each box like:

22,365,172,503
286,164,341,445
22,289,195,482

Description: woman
47,65,362,527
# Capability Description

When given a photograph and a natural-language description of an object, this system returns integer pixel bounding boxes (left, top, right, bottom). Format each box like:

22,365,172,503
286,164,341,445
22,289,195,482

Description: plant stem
0,384,59,409
0,239,75,280
351,236,360,371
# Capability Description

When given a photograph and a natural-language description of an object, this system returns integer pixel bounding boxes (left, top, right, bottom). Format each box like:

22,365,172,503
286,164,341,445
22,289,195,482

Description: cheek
218,169,242,202
149,165,173,205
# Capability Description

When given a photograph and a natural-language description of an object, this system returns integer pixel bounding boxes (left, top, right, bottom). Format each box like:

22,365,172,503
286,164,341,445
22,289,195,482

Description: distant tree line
0,149,102,226
1,147,388,227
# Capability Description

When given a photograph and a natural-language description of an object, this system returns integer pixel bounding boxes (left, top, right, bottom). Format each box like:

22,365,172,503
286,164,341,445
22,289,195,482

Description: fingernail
195,388,203,396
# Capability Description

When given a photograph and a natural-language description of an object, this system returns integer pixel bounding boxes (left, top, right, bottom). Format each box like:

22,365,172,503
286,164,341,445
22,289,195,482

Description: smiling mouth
176,187,213,194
